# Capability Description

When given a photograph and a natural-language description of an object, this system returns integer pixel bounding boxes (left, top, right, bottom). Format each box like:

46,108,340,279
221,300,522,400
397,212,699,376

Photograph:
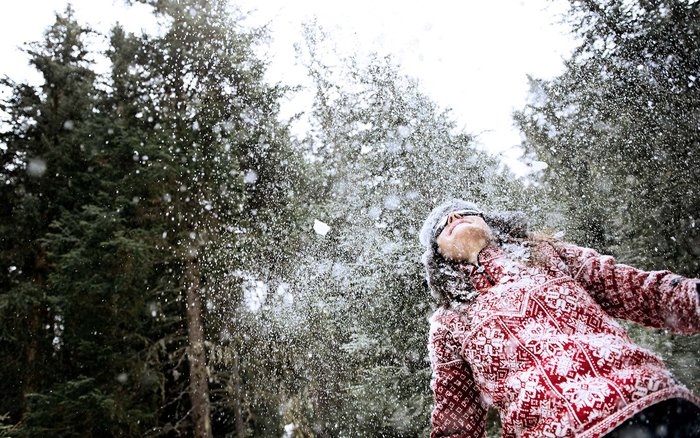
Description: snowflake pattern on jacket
428,241,700,438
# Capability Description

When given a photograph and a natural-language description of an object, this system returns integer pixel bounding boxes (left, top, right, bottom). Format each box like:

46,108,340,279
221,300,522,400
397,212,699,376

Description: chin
453,226,490,243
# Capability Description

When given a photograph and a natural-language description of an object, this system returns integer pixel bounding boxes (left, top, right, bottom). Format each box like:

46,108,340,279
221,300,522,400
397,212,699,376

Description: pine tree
0,7,172,436
515,0,700,274
2,1,310,435
265,25,549,436
514,0,700,394
125,1,310,435
0,5,100,425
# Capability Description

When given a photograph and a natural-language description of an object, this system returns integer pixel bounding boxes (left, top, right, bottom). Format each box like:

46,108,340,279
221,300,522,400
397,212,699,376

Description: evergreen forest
1,0,698,436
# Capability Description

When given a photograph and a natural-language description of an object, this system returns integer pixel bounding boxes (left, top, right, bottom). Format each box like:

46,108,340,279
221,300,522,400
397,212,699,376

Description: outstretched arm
551,241,700,334
429,321,487,438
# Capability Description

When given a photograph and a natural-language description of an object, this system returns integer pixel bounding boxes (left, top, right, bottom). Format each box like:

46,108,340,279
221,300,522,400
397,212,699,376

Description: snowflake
473,326,506,356
615,369,636,381
631,375,665,399
544,286,578,315
571,315,590,334
509,370,542,406
560,375,611,409
554,351,581,377
542,418,574,438
587,335,623,367
497,256,525,278
519,320,565,356
537,399,555,419
503,355,521,372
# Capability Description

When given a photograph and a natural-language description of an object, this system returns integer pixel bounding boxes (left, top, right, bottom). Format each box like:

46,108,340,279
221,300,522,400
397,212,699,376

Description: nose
447,212,463,224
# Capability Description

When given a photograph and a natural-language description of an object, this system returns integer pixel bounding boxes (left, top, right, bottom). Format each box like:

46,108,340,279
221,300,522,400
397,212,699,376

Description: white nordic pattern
519,319,566,356
428,242,700,438
560,375,612,410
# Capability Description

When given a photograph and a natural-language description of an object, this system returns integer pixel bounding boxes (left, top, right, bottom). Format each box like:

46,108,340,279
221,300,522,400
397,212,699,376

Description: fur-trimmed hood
419,200,529,306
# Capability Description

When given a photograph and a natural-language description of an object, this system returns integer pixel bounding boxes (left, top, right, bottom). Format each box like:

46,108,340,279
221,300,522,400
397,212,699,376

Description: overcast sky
1,0,578,176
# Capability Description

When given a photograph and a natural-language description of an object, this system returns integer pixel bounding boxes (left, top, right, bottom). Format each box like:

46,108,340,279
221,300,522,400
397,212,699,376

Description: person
419,200,700,438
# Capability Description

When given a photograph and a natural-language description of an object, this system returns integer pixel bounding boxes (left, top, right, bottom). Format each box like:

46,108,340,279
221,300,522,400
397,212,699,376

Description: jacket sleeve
551,241,700,334
429,321,487,438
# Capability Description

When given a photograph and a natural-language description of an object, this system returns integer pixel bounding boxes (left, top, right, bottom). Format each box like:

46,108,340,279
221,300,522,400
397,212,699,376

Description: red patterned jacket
428,241,700,438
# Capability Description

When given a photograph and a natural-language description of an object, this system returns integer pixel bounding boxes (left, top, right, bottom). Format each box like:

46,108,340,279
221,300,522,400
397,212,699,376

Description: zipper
475,263,496,286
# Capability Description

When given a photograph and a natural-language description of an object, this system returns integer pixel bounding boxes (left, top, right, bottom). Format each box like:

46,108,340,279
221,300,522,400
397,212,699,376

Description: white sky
1,0,577,176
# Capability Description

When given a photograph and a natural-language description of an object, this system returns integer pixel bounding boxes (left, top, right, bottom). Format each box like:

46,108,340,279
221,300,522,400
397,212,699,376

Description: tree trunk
23,303,41,403
184,255,213,438
23,250,48,410
233,351,244,437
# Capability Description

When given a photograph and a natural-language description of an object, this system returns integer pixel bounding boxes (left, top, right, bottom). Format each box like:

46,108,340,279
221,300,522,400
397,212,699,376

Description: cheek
448,227,489,252
438,235,466,260
436,234,454,255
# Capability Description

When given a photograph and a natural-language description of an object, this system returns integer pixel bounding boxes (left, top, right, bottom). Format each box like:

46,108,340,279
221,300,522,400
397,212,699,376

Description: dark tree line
0,1,308,436
516,0,700,398
516,0,700,275
0,0,697,437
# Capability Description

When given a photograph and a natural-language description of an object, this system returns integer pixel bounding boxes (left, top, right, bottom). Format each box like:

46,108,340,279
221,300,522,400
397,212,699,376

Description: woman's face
436,211,492,262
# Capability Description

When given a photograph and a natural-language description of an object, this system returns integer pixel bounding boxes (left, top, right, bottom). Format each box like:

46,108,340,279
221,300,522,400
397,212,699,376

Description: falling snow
1,0,698,437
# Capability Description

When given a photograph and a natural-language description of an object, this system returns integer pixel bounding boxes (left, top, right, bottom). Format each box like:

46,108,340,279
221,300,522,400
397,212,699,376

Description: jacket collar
465,245,511,291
